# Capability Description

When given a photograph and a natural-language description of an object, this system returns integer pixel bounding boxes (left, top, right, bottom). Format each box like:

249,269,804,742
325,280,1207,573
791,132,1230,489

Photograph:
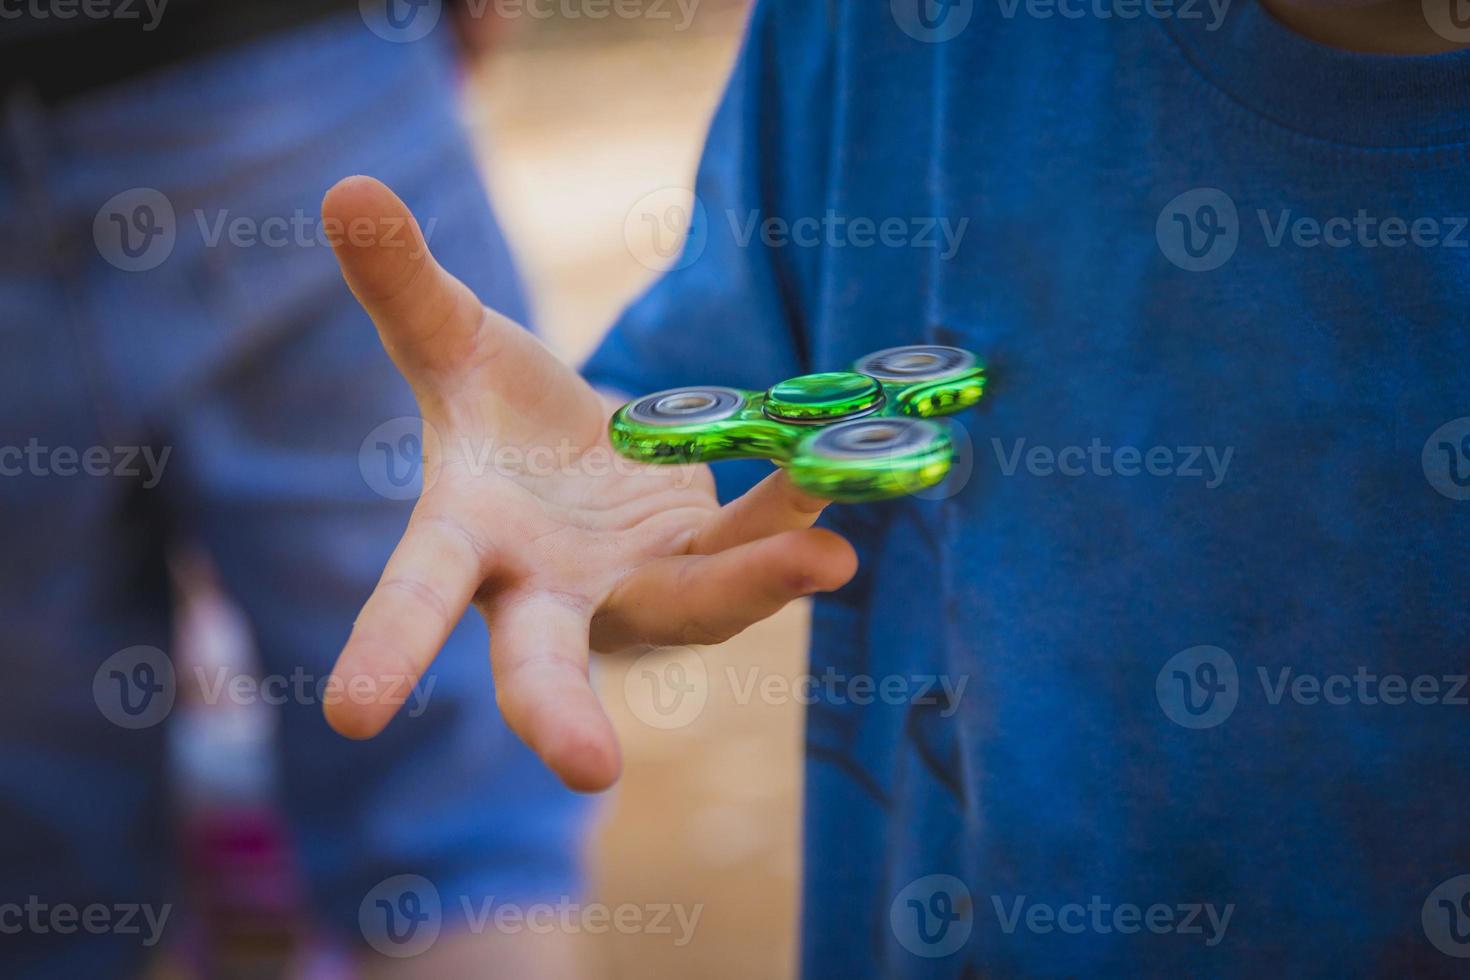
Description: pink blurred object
168,552,351,980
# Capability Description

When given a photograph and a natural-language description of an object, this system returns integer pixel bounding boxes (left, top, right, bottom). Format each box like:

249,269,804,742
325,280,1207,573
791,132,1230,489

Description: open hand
321,177,857,791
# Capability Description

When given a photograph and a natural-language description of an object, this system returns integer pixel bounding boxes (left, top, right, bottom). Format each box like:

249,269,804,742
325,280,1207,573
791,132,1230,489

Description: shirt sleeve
580,0,838,499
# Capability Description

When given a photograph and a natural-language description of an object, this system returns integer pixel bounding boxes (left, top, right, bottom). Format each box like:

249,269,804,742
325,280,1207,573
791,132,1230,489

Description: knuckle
380,575,452,624
417,513,494,571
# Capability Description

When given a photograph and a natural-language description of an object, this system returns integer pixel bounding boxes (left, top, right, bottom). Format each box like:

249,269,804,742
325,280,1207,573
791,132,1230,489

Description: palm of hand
321,177,856,791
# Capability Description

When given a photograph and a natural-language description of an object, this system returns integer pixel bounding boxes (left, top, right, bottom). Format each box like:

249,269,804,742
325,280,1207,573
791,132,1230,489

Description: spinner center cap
763,371,883,423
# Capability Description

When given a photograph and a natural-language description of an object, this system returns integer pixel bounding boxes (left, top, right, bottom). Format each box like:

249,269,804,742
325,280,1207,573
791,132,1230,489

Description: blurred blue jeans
0,15,589,978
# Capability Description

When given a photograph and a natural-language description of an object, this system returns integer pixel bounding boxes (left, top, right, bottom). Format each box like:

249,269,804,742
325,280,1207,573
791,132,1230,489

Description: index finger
689,470,833,554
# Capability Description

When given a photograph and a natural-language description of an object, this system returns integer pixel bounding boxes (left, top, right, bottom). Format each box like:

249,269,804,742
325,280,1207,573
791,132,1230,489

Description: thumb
322,175,605,444
322,175,487,381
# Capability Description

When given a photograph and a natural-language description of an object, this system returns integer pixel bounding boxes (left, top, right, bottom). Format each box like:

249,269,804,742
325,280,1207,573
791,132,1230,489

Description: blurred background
153,3,817,978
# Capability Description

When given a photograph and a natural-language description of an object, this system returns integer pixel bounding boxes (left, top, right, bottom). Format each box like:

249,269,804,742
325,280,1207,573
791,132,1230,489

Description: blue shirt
584,1,1470,976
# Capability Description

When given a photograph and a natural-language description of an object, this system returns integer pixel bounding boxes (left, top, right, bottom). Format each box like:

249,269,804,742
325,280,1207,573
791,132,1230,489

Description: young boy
324,0,1470,974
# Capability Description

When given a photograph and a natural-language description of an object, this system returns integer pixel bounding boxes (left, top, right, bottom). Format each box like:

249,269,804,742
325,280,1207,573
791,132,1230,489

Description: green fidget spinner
608,345,986,502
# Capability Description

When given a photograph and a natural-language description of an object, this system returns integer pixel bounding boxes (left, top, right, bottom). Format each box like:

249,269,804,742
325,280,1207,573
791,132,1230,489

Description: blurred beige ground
463,8,811,979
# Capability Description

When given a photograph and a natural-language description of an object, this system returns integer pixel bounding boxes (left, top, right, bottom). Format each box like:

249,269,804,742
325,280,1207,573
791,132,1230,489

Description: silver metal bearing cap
805,417,943,460
624,386,745,426
853,345,975,382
